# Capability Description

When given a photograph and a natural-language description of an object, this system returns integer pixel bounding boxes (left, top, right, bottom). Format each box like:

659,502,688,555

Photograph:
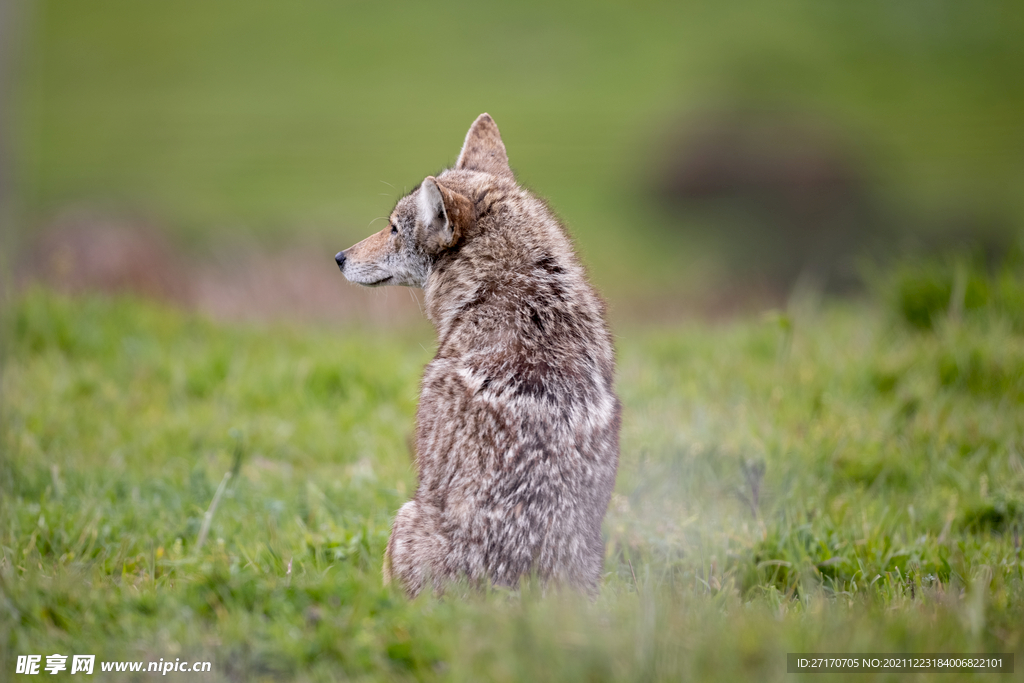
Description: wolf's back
415,169,620,592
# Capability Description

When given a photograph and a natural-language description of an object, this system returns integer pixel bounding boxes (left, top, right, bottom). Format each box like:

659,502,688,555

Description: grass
6,2,1024,679
2,267,1023,681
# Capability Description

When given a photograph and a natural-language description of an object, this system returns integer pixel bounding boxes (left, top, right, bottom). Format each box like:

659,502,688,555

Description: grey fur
337,114,620,597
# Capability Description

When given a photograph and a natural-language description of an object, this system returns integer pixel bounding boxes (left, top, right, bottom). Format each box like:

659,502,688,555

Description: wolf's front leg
385,499,449,597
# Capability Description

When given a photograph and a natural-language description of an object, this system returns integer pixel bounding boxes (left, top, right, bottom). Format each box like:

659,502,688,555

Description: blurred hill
7,0,1024,312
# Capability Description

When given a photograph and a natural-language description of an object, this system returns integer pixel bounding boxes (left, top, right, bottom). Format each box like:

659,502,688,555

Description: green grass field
2,260,1023,681
5,1,1024,680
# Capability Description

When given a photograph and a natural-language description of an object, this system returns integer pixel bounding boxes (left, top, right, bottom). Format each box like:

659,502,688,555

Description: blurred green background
4,4,1024,679
7,0,1023,302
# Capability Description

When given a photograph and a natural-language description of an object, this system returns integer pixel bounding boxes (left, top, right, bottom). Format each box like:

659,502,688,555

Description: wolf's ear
417,177,471,252
456,113,512,177
417,178,451,250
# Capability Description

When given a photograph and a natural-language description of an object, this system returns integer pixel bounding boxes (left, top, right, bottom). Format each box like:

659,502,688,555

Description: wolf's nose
335,251,346,271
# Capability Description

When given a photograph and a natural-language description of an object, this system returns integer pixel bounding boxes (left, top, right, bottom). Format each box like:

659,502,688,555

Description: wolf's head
335,113,509,288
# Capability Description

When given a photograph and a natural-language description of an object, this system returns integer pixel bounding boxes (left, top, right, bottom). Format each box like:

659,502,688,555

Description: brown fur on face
337,113,620,597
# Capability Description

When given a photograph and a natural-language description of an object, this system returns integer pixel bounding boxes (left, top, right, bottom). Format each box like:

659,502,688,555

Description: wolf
335,114,620,597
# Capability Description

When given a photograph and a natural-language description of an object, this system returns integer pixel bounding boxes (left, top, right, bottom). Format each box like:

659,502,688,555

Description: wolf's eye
391,225,398,235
